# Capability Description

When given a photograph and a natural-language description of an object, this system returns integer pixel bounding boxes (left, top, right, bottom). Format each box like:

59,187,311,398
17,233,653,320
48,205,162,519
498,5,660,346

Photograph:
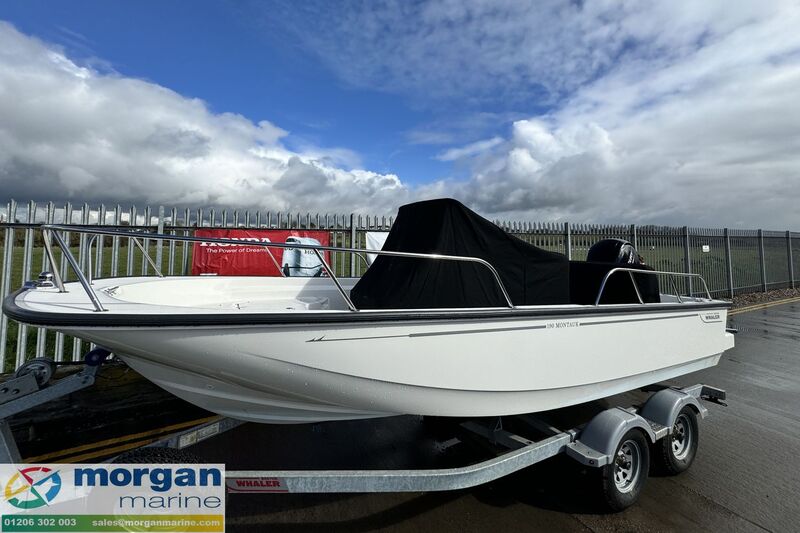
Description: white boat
3,200,733,424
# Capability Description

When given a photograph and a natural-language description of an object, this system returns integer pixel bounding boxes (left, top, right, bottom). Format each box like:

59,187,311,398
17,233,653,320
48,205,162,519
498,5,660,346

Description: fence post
683,226,692,295
630,224,638,250
0,200,17,369
724,228,734,299
78,203,89,274
758,229,767,292
787,230,795,289
16,200,37,367
140,206,151,276
564,222,572,260
156,206,165,270
111,205,121,277
349,213,357,277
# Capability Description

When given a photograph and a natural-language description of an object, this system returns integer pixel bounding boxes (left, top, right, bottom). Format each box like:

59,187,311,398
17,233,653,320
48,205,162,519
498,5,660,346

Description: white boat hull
7,277,734,423
66,310,732,423
114,350,723,423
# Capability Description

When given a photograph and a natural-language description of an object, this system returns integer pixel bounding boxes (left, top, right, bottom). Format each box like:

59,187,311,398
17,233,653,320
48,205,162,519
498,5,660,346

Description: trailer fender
639,387,708,429
566,407,657,467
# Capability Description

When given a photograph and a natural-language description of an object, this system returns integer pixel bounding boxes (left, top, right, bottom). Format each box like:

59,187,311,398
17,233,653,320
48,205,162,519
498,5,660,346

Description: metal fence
1,199,798,371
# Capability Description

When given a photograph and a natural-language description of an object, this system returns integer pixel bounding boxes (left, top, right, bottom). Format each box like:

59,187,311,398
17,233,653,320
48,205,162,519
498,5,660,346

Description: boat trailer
0,350,727,511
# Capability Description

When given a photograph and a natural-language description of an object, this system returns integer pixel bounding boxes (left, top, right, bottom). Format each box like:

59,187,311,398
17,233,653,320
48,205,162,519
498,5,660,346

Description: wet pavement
190,301,800,532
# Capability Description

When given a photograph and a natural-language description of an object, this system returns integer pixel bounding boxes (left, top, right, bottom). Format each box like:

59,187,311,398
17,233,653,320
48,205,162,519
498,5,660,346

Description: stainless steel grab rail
38,225,516,312
35,225,715,313
45,229,107,312
87,233,164,285
89,231,365,282
594,267,712,306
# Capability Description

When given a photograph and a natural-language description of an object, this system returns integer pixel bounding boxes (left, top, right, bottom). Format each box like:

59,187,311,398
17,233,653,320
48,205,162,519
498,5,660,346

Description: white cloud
437,3,800,227
269,1,800,227
0,22,408,214
3,1,800,230
406,112,525,146
267,1,777,106
436,137,503,161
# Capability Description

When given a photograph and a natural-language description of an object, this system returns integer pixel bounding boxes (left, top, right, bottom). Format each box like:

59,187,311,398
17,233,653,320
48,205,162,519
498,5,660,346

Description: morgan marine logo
4,466,62,509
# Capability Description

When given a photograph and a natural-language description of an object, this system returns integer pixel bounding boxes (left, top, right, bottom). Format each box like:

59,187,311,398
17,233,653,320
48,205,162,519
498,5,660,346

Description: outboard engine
587,239,643,264
282,236,325,277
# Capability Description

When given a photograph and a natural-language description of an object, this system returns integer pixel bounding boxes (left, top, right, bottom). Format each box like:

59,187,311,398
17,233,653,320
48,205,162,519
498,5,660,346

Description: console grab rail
594,267,712,306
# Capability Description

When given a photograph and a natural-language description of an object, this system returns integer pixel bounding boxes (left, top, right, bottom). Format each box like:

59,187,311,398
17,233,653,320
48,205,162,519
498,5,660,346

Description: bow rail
39,225,515,312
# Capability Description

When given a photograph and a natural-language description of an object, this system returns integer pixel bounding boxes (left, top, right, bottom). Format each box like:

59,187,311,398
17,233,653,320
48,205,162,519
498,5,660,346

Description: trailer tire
600,429,650,512
653,406,698,475
112,447,201,464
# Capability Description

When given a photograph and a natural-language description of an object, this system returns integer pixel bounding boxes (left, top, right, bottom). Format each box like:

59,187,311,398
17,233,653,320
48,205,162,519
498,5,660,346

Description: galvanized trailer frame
220,384,726,494
0,352,726,502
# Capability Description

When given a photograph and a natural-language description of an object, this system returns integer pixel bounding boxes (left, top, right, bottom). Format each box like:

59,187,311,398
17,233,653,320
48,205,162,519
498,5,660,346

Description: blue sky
0,1,799,227
1,0,464,182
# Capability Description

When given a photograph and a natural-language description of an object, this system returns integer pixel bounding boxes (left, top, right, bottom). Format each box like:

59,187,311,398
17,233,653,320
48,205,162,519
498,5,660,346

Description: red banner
192,229,331,276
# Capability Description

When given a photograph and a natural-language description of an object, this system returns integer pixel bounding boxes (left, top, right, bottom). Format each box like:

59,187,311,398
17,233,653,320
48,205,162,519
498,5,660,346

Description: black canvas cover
569,262,660,305
350,198,570,309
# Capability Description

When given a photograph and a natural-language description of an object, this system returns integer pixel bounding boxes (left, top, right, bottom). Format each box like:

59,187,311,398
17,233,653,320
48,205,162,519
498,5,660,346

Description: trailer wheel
600,429,650,511
112,447,201,464
653,406,698,475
